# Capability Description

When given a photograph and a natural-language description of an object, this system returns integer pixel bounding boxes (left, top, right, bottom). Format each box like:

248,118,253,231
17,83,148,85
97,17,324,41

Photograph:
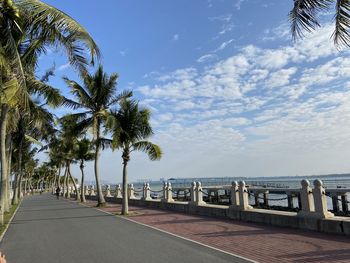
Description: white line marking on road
0,199,23,243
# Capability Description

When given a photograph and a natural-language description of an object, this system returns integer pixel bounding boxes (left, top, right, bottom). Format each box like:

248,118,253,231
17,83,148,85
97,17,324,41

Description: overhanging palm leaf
289,0,350,47
17,0,100,72
132,141,162,161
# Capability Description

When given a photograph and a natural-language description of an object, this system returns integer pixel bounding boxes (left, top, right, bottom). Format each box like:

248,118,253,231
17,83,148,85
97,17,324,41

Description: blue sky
38,0,350,184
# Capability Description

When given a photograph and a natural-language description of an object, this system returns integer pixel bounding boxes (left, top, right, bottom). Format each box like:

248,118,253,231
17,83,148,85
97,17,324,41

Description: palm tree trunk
12,140,23,205
62,166,68,197
17,172,23,200
12,171,19,205
122,151,129,215
0,104,9,224
56,166,61,188
67,163,79,201
94,123,105,206
24,176,27,195
65,167,70,198
6,134,12,210
80,161,86,203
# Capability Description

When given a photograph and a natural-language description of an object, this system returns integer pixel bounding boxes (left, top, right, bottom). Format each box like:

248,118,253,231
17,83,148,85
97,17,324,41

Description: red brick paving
72,199,350,263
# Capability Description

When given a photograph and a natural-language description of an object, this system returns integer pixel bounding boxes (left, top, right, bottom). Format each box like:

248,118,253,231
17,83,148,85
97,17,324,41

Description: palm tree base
96,202,106,207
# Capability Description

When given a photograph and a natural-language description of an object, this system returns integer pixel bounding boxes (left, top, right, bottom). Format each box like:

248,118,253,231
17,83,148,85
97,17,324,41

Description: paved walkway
0,194,246,263
80,199,350,263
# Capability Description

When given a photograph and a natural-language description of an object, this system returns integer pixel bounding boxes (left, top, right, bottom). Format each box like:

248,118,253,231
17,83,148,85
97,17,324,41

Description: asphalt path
0,194,251,263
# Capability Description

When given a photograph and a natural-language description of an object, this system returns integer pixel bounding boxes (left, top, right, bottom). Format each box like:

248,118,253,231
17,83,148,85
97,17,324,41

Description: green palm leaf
132,141,162,161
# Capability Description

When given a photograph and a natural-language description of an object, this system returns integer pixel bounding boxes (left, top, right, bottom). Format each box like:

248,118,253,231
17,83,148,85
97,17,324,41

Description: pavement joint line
0,198,23,243
67,198,257,263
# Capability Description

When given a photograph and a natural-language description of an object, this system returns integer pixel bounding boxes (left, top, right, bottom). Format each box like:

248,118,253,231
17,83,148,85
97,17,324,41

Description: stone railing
70,179,350,235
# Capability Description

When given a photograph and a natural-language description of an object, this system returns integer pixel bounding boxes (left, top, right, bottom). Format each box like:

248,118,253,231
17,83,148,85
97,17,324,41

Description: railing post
90,185,96,196
287,192,294,209
195,182,206,205
230,181,240,209
161,182,167,202
238,181,252,210
298,180,314,217
190,181,197,203
263,191,269,206
331,194,340,213
166,182,174,203
341,194,349,213
105,185,112,197
142,183,151,201
115,184,122,198
313,179,333,218
84,186,89,196
128,184,136,199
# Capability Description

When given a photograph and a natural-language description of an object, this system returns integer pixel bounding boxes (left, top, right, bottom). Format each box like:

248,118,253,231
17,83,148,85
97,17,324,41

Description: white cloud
133,23,350,179
197,54,217,63
215,39,234,52
265,67,297,88
172,34,179,41
58,63,70,71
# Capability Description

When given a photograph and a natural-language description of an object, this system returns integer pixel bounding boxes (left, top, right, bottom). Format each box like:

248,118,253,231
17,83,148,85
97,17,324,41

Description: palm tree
106,100,162,215
74,138,94,202
64,66,132,206
0,0,100,221
289,0,350,47
10,101,54,204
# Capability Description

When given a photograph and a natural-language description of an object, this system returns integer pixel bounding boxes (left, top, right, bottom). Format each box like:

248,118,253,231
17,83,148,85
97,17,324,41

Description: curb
0,199,22,243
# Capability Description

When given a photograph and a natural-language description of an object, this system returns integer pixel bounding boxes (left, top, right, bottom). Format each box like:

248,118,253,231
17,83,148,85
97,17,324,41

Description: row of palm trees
0,0,161,221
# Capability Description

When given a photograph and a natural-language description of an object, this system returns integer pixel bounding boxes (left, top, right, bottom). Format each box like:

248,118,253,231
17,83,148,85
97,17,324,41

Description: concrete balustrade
313,179,334,218
238,181,252,210
105,185,112,197
142,183,152,201
84,186,89,196
161,182,167,202
76,178,350,235
298,180,315,217
195,182,206,205
230,181,240,209
90,185,96,196
161,182,174,203
166,182,174,203
190,182,196,203
128,184,136,199
115,184,122,198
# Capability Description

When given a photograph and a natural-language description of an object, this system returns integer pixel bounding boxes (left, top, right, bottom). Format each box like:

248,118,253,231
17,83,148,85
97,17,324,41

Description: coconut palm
63,66,132,206
74,138,94,202
106,99,162,215
0,0,100,222
289,0,350,47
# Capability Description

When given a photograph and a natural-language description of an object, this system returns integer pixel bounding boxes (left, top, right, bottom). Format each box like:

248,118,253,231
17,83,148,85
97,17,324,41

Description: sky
38,0,350,184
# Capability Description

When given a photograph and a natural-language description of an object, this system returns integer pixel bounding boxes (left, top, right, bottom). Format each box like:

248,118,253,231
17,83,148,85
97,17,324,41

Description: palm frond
332,0,350,47
61,98,84,110
289,0,332,39
107,89,133,107
132,141,162,161
26,75,63,107
17,0,101,71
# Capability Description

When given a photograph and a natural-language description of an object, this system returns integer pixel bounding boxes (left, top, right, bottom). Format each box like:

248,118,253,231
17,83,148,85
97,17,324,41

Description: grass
0,202,20,237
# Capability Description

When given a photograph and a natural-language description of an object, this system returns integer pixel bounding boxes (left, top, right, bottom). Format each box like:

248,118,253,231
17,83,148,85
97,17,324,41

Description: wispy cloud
57,63,70,71
197,54,217,63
